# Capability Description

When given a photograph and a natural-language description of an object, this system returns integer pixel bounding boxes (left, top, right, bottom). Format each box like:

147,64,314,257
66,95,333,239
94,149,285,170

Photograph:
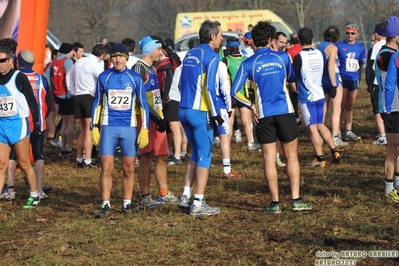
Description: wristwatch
90,123,98,130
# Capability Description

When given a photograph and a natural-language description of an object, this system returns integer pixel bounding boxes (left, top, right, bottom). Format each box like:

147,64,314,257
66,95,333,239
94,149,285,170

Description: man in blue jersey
177,20,224,217
91,43,150,218
336,24,366,142
231,21,312,214
381,16,399,203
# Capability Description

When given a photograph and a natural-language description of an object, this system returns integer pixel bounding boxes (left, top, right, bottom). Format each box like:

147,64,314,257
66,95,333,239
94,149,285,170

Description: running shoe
333,136,349,147
292,198,313,211
373,135,387,146
167,156,182,165
309,158,326,168
332,152,341,163
49,139,62,148
276,158,286,168
23,196,40,209
122,203,141,214
234,129,242,143
345,131,361,141
94,204,110,218
2,191,16,201
189,201,220,217
157,191,179,204
82,162,98,168
222,169,243,179
139,195,162,209
263,202,281,214
385,189,399,203
178,195,192,209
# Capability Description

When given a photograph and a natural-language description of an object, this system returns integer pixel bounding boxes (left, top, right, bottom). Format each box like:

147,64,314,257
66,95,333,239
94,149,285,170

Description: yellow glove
91,127,100,146
137,128,149,149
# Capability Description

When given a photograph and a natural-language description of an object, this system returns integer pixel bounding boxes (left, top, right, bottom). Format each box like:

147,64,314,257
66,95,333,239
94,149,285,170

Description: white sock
223,158,231,174
394,174,399,190
276,153,280,160
174,154,181,160
385,180,394,194
30,191,38,198
123,199,131,208
193,194,204,207
84,159,92,165
77,157,83,163
248,142,253,148
102,201,110,208
183,186,192,198
181,151,187,157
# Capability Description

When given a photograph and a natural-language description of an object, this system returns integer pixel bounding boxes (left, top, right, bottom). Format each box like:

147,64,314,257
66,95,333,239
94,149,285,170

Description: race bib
345,59,359,72
152,89,162,110
108,90,132,110
0,96,17,117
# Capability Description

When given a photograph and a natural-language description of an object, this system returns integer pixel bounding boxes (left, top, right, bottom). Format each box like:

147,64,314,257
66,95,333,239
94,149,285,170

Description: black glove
212,116,224,127
156,119,166,133
30,123,42,142
330,86,337,99
150,35,168,50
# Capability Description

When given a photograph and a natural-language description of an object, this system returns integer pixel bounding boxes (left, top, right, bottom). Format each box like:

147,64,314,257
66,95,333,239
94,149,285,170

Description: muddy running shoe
38,192,48,200
333,136,349,147
178,195,192,209
94,204,110,218
2,191,16,201
263,202,281,214
345,131,361,141
385,189,399,203
332,152,341,163
82,162,98,169
23,196,40,209
189,201,220,217
276,158,286,168
49,139,62,148
292,198,312,211
139,195,162,209
157,191,179,204
122,203,141,214
42,185,52,193
309,158,326,168
222,169,243,179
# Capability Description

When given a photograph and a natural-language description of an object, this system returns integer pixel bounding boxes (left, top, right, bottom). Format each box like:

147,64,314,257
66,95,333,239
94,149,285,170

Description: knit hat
59,43,73,54
139,36,161,56
375,24,386,37
110,43,129,60
17,50,35,69
386,16,399,37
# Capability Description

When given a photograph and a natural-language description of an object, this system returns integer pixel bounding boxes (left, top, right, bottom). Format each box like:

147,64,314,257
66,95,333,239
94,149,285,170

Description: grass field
1,85,399,265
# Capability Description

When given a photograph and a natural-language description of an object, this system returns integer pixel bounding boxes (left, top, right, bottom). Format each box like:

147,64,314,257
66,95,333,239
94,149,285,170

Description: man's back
179,43,219,111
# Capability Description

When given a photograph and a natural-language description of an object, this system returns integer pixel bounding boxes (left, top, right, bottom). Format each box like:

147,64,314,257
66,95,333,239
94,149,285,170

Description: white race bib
345,59,359,72
152,89,162,110
108,90,132,110
0,96,17,117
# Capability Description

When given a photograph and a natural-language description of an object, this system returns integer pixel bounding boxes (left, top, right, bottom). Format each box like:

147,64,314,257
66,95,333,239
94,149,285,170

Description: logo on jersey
52,66,61,76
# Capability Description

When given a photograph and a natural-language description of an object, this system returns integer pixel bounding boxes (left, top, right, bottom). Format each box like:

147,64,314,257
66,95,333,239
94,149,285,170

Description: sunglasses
346,32,356,35
0,58,10,63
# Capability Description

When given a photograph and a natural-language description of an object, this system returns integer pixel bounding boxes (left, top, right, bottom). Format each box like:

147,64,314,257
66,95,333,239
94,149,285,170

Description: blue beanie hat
139,36,161,56
244,32,252,40
110,43,129,60
375,24,386,37
386,16,399,37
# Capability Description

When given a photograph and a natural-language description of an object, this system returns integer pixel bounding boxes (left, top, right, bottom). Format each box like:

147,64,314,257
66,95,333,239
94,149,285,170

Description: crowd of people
1,15,399,216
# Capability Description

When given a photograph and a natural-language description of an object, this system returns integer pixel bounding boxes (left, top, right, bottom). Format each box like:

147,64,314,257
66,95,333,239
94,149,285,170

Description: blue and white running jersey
384,51,399,113
92,67,149,128
231,47,295,118
336,40,366,81
179,43,221,117
0,71,29,120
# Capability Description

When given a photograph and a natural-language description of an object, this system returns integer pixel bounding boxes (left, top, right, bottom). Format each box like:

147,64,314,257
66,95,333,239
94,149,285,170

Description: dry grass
1,85,399,265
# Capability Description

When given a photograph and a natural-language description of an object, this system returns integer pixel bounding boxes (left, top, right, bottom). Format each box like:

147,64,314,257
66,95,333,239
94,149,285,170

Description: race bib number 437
108,90,132,110
0,96,17,117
